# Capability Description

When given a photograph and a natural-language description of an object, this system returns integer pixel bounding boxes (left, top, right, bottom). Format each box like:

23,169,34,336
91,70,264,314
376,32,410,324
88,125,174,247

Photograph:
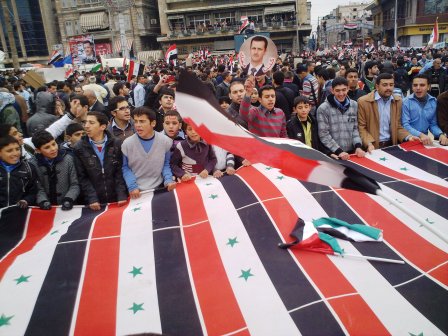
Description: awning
114,37,134,53
264,5,295,15
80,12,109,31
137,50,164,62
167,15,184,20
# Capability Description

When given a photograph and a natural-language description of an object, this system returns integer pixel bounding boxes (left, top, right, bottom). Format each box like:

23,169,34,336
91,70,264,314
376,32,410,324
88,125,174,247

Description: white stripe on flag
116,193,162,335
0,208,82,336
370,184,448,253
194,177,300,335
253,164,445,335
368,150,448,187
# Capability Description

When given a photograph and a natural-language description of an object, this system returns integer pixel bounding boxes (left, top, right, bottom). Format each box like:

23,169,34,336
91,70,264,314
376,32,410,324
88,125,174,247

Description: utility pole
394,0,398,47
1,0,19,69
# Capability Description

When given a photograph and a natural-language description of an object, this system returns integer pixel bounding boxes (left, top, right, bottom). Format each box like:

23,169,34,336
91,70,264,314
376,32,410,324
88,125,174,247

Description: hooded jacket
26,92,58,136
0,92,22,132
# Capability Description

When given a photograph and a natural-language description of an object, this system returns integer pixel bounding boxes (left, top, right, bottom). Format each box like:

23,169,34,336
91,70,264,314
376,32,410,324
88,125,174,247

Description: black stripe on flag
382,147,448,178
220,175,345,335
0,207,28,259
342,160,448,218
25,208,102,336
308,188,448,334
152,189,203,336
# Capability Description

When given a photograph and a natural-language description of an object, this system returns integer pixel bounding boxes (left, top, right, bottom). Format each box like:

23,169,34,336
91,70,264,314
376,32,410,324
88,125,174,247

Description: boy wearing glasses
107,96,135,140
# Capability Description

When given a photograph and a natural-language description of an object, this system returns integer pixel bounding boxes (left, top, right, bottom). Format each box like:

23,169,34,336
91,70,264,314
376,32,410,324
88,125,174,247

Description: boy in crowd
162,110,185,150
212,145,236,177
287,96,323,151
61,123,85,154
30,131,79,210
317,77,366,160
154,88,176,132
0,136,38,208
240,77,287,138
74,111,128,210
218,96,231,111
170,123,218,181
107,96,135,141
122,107,176,199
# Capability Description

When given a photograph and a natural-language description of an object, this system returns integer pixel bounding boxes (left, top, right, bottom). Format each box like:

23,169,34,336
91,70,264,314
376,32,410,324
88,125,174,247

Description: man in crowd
107,96,134,140
402,74,448,146
133,75,148,107
424,56,447,98
345,68,367,102
358,73,418,152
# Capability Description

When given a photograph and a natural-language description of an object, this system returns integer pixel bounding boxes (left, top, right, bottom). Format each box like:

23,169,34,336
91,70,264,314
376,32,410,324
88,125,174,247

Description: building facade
368,0,448,48
54,0,160,60
0,0,59,67
319,2,373,48
156,0,312,57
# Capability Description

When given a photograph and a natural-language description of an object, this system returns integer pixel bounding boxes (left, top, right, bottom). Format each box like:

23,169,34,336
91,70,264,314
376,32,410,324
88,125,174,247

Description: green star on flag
209,194,218,200
0,314,13,327
379,157,387,161
239,269,254,281
129,266,143,278
51,230,59,235
227,237,239,247
265,166,273,170
14,275,31,284
400,167,409,171
132,207,141,212
128,302,144,314
408,332,423,336
205,183,212,186
425,218,434,224
277,176,285,180
61,220,68,225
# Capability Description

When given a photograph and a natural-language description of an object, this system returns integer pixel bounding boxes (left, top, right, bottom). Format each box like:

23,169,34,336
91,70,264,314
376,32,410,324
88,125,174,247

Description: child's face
163,116,181,139
0,143,21,165
9,126,23,146
259,89,276,110
220,101,230,110
185,125,200,143
250,88,259,103
294,102,311,121
68,130,85,146
37,140,59,159
134,114,156,139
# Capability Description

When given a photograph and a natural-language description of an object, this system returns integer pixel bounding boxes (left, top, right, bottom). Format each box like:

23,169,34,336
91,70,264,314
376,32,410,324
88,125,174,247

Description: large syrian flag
165,44,178,65
176,70,380,195
0,147,447,335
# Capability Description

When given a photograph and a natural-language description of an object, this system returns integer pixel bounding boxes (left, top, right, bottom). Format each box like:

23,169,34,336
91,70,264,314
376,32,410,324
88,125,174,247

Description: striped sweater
239,96,286,138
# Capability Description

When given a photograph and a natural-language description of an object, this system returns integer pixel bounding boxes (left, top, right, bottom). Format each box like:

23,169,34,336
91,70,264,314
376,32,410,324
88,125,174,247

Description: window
84,0,99,4
422,34,430,44
213,11,236,25
188,14,211,28
65,21,73,36
424,0,448,14
150,19,157,25
74,20,81,35
61,0,69,8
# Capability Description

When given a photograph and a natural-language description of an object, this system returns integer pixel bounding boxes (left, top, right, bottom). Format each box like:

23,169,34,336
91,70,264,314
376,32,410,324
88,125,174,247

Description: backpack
394,68,409,94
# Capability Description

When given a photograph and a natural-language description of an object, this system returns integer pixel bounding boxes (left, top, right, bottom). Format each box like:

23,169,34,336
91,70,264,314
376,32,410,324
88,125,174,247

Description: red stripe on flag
0,208,56,280
399,142,448,164
175,181,248,335
74,204,126,334
349,156,448,197
335,189,448,286
237,167,390,335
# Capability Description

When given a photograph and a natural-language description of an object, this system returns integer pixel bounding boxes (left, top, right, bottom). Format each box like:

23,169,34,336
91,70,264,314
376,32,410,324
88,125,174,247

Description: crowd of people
0,44,447,211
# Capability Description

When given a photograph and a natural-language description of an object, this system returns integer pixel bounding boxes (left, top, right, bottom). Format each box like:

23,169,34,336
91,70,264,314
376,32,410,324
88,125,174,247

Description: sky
309,0,370,31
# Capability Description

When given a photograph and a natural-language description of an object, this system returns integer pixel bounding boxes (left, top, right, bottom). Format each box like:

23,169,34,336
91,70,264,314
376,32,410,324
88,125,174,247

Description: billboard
69,35,97,65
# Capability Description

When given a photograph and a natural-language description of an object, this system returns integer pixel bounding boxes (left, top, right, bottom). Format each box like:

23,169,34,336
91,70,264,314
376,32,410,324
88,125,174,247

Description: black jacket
286,115,328,154
73,131,128,205
0,160,38,208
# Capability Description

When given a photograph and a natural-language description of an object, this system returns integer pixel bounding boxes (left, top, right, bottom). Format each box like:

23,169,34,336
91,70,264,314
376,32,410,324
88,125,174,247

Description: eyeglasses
114,106,130,112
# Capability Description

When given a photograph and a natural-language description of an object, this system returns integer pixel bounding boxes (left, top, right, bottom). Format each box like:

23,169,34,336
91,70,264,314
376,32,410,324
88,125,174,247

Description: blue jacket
401,94,442,138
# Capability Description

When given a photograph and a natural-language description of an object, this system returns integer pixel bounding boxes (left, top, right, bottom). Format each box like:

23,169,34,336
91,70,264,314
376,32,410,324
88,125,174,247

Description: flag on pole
238,16,249,34
428,17,439,47
165,44,178,65
278,218,344,254
312,217,383,242
127,60,144,82
343,23,358,30
176,71,380,194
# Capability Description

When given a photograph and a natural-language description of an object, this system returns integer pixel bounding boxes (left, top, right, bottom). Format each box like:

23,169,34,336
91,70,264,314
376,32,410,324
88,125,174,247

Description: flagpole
333,253,405,264
376,189,448,244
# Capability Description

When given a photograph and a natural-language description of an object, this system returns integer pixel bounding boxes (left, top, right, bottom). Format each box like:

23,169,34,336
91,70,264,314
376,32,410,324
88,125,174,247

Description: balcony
159,20,306,42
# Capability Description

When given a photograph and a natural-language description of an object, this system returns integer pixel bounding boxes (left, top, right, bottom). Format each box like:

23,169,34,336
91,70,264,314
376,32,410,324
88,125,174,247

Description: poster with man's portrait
69,35,97,65
238,35,277,76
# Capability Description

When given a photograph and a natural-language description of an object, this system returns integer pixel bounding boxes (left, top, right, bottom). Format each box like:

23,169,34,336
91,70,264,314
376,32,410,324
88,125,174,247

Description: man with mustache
357,73,418,153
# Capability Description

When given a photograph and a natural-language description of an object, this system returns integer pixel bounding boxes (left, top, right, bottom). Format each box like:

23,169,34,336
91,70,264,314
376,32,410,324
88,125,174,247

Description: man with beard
358,73,418,152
